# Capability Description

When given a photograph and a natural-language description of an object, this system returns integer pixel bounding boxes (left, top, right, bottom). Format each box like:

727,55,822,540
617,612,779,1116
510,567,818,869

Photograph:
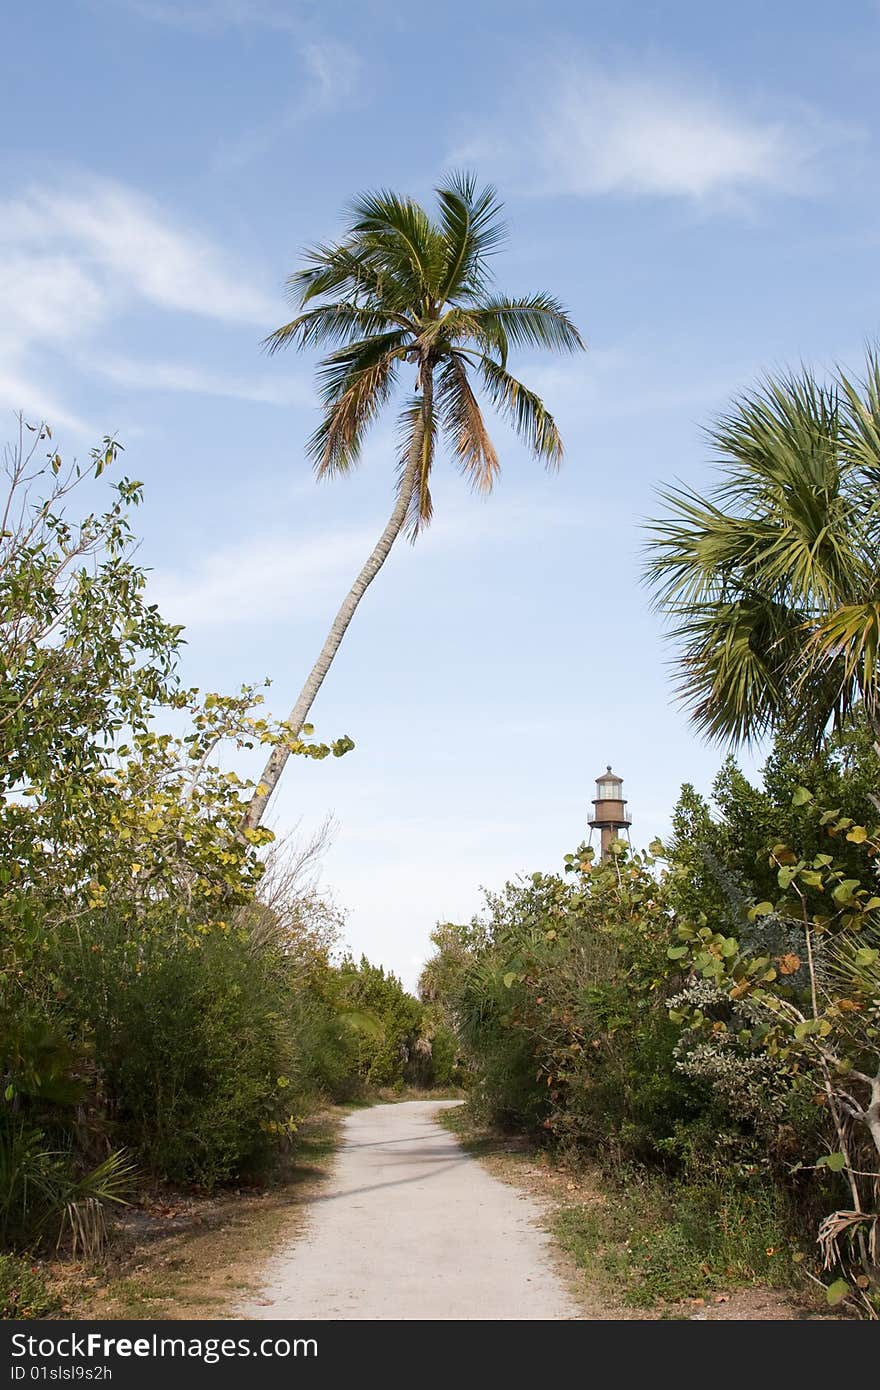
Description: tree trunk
242,380,431,833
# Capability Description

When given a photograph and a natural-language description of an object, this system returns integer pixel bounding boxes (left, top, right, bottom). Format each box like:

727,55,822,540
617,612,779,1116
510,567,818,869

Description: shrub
555,1171,798,1308
0,1253,57,1318
55,914,300,1189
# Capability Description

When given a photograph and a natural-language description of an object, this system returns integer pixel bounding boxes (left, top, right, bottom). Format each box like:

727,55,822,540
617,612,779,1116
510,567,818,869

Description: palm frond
436,354,499,492
286,242,390,309
435,172,506,302
838,351,880,515
350,189,445,303
264,303,405,354
474,295,584,355
396,393,437,539
418,306,509,367
479,357,563,464
265,175,583,530
667,595,806,745
309,332,407,475
808,599,880,718
644,354,880,746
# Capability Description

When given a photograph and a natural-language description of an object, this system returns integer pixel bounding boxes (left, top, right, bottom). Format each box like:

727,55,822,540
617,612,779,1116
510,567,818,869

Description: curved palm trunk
242,387,429,833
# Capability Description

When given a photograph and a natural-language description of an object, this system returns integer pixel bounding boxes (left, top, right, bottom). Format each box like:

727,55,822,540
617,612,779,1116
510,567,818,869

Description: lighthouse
588,766,632,860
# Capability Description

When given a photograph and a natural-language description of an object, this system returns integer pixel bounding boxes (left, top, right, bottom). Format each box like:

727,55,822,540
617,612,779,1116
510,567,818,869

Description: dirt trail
238,1100,580,1321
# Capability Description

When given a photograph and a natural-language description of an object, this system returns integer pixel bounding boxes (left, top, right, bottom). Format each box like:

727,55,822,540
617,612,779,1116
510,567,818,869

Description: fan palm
643,355,880,747
244,174,583,830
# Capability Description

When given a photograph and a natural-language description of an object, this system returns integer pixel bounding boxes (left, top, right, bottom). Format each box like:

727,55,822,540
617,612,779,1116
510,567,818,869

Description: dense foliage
644,352,880,745
423,727,880,1314
0,426,446,1256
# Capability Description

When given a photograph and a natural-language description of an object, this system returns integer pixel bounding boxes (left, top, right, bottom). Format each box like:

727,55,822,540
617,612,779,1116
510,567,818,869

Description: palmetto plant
0,1121,134,1250
643,355,880,748
243,173,583,830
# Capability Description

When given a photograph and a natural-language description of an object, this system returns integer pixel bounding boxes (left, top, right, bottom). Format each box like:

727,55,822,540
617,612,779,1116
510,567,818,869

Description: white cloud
211,39,362,172
0,175,280,428
150,491,585,633
453,57,837,203
301,40,362,109
89,355,309,405
0,254,108,349
148,528,377,628
2,181,275,325
0,372,91,436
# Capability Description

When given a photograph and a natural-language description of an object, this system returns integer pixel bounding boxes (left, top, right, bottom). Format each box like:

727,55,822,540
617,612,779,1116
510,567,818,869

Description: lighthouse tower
588,766,632,860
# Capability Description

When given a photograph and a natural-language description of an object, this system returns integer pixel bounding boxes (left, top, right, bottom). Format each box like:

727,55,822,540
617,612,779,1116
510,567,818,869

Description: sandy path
238,1100,579,1321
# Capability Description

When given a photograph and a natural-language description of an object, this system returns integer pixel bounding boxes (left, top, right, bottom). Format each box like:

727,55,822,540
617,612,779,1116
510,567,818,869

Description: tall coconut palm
243,173,584,831
643,356,880,749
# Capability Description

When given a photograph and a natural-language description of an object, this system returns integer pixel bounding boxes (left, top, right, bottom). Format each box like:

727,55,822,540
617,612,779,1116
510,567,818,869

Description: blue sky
3,1,880,987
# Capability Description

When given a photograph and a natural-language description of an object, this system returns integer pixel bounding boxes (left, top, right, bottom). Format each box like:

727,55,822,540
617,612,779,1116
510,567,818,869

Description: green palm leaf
476,295,584,355
479,357,564,464
435,171,506,302
644,351,880,746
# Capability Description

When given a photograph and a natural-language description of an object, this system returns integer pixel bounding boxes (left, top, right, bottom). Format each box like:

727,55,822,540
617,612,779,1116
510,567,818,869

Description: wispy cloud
0,372,91,436
452,55,844,204
212,39,362,172
148,528,377,627
151,493,585,631
2,180,276,325
96,0,304,33
0,174,280,428
88,355,309,405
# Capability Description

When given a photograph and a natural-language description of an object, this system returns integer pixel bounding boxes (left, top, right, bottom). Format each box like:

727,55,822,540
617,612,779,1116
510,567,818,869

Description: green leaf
825,1278,850,1307
832,880,860,905
3,1084,13,1102
817,1152,847,1172
666,946,688,960
853,947,879,968
791,786,813,806
749,902,774,919
502,971,517,989
794,1019,820,1040
800,870,824,888
845,825,867,844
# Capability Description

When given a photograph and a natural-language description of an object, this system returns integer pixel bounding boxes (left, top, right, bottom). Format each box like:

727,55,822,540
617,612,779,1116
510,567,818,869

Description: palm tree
243,174,584,831
643,356,880,749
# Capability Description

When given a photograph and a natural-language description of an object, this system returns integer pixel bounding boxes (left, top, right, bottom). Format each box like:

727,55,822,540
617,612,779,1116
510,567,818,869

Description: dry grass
439,1107,833,1321
47,1110,343,1321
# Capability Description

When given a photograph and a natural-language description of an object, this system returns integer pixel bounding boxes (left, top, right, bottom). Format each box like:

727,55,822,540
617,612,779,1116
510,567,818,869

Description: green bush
338,958,425,1088
287,991,362,1104
555,1173,797,1308
0,1119,132,1250
0,1253,58,1318
424,1024,460,1088
55,914,300,1189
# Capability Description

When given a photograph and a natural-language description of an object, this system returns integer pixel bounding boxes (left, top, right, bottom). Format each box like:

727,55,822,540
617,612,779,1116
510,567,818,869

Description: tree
643,354,880,747
668,804,880,1313
0,423,352,924
0,424,358,1209
243,173,584,829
